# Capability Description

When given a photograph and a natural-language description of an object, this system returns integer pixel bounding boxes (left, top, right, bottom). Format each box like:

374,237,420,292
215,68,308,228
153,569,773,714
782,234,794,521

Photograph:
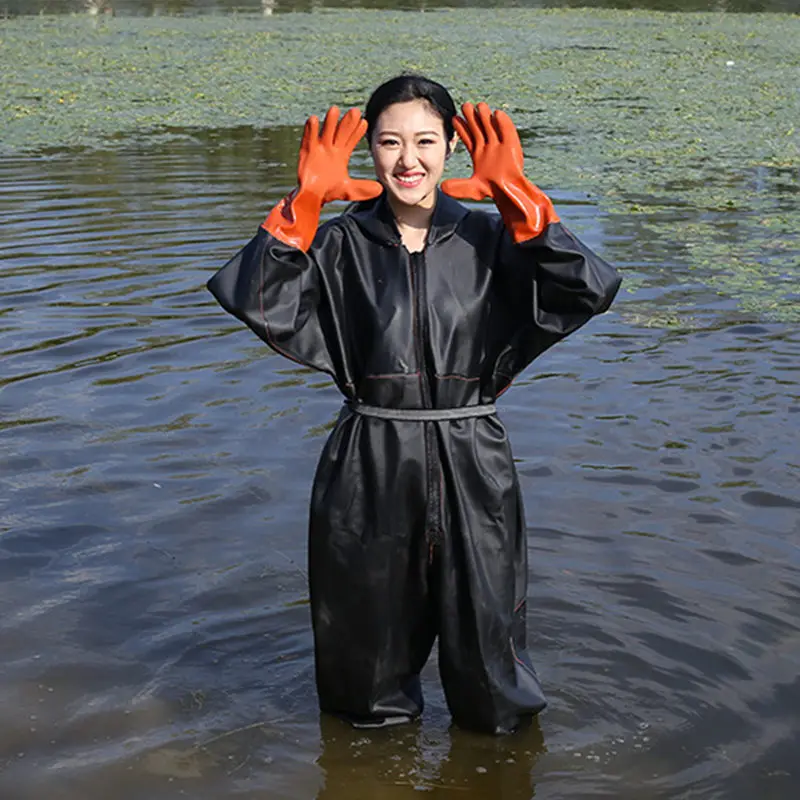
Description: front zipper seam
410,251,442,546
411,251,432,409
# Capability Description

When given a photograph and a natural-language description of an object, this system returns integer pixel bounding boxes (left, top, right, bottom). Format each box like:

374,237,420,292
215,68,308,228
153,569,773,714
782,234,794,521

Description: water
1,94,799,800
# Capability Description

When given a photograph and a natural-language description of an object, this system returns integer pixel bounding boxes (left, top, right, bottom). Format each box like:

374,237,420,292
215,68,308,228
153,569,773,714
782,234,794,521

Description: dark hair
365,74,457,143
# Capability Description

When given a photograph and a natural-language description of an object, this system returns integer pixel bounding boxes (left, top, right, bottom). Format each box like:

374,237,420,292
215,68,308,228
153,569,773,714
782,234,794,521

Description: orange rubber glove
262,106,383,251
441,102,559,244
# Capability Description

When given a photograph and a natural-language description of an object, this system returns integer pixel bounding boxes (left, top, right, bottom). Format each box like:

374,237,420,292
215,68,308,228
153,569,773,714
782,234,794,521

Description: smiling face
370,99,453,217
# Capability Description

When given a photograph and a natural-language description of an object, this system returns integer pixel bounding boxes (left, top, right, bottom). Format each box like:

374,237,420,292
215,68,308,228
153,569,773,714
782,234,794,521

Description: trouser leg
308,416,436,726
437,420,547,734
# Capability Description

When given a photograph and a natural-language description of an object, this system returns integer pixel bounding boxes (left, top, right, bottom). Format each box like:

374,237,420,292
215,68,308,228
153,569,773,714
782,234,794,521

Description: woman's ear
446,135,458,160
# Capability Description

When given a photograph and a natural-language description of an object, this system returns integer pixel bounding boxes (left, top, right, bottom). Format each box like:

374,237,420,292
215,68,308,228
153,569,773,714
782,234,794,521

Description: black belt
346,402,496,422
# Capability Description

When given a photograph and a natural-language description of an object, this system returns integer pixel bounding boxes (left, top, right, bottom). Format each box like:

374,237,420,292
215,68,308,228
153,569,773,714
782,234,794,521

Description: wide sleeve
207,225,338,376
490,220,622,384
518,221,621,332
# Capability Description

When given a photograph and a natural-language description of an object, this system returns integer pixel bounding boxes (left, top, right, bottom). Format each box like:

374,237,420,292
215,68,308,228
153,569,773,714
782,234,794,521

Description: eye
418,137,436,146
378,137,400,147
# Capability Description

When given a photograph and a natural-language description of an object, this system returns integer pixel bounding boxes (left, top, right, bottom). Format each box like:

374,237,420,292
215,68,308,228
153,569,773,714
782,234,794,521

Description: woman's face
370,99,453,215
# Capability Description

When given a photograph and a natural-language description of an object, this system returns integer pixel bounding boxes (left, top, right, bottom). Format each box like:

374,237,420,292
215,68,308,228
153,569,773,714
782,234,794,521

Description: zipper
410,251,432,409
409,251,442,549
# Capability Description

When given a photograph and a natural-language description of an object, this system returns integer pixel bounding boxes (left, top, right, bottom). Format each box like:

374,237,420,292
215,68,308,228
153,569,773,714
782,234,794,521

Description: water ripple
1,136,799,798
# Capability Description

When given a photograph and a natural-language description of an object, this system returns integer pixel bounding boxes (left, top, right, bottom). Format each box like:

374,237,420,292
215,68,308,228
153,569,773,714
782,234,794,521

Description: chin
389,185,437,210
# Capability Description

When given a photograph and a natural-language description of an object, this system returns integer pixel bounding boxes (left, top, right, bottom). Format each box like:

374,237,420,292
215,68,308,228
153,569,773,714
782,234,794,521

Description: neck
387,192,436,234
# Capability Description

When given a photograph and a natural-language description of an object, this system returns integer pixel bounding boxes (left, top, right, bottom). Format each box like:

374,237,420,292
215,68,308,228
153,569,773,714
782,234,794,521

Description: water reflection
316,716,544,798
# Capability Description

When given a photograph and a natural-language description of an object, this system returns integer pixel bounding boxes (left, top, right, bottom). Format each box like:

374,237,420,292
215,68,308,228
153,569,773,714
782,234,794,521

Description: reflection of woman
315,713,545,798
208,75,621,734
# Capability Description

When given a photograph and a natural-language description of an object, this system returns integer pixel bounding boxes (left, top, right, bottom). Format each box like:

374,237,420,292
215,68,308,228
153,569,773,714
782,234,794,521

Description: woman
208,75,621,734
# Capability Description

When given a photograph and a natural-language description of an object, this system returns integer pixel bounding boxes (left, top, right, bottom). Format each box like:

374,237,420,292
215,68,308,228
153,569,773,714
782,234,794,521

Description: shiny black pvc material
208,191,621,734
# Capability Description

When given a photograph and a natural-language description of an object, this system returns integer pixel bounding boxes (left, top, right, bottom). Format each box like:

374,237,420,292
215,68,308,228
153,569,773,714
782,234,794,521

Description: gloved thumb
338,178,384,202
441,177,490,202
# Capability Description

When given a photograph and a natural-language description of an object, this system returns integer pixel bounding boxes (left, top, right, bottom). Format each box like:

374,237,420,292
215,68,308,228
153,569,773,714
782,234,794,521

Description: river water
1,11,800,799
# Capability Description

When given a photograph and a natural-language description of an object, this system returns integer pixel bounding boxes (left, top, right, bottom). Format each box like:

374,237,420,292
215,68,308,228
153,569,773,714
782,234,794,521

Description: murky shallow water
1,121,799,799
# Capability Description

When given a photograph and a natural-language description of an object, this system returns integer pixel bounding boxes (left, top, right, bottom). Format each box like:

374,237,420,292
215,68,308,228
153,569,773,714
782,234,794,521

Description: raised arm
441,102,562,244
262,106,382,252
443,103,621,373
207,108,382,374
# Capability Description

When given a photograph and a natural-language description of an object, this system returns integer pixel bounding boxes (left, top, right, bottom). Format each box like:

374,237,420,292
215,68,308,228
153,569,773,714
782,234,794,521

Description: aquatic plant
0,9,797,324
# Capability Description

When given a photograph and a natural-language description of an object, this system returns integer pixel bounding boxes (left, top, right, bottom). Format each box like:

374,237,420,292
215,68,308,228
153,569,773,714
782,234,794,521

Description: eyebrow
377,130,442,136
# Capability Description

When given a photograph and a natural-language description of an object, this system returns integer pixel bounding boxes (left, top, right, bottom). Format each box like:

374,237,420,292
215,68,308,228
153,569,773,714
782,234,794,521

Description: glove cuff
490,176,560,244
260,185,324,252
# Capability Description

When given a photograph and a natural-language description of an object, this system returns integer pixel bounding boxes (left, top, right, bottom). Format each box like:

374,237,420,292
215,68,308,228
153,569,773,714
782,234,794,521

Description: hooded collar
347,189,468,248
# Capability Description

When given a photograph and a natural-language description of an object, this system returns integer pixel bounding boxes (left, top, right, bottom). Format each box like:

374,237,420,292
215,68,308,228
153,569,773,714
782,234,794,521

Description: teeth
396,175,422,186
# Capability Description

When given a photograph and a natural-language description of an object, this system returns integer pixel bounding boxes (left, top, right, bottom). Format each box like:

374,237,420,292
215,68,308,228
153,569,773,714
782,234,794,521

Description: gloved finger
461,103,485,146
321,106,340,146
475,102,498,145
341,178,384,201
452,116,475,153
342,115,368,153
335,108,362,149
493,110,522,148
441,177,490,202
494,110,525,171
302,115,320,149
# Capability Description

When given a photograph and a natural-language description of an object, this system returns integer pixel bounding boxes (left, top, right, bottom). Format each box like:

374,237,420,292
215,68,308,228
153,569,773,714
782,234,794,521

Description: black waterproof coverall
208,191,621,733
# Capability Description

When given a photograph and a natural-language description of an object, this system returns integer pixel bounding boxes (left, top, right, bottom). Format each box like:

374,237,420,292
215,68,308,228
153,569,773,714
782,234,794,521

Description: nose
398,143,418,169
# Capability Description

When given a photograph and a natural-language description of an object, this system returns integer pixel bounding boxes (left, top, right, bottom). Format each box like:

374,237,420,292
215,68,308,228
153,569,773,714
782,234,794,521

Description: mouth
393,172,425,189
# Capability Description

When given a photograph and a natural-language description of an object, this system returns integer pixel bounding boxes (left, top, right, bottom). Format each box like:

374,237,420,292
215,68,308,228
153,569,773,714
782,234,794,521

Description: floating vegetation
1,9,798,323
